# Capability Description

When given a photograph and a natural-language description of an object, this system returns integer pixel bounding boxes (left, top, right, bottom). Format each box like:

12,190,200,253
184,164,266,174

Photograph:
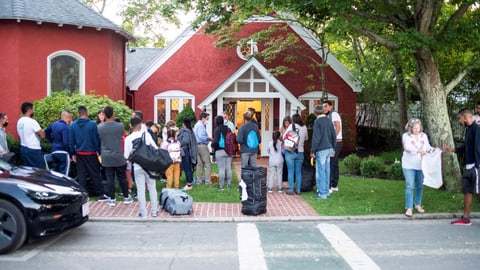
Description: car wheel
0,199,27,254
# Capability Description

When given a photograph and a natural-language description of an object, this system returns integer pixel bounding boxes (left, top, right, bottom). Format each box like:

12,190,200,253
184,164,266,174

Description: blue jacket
456,123,480,168
68,118,100,155
45,119,69,152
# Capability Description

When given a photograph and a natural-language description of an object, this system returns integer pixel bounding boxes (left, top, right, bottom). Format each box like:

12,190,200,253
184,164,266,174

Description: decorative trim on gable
197,57,305,110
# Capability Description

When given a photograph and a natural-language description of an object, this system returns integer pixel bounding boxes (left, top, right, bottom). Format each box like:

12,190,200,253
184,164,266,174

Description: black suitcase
240,166,267,215
301,157,315,192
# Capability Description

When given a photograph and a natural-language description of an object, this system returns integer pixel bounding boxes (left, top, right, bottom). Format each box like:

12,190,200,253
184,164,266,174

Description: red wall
135,22,357,151
0,20,126,132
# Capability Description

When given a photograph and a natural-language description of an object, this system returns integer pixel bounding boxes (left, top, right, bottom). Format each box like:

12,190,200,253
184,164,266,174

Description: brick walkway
89,157,319,220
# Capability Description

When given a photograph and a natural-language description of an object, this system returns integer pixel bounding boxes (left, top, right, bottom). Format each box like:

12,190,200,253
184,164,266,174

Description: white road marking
317,223,380,270
0,231,70,262
237,223,268,270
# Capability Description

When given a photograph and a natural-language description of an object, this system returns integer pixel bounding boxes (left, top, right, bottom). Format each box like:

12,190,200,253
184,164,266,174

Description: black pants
105,164,129,198
77,154,104,196
330,142,343,188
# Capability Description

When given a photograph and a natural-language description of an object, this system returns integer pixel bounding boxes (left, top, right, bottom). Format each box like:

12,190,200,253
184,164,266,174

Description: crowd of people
1,99,479,224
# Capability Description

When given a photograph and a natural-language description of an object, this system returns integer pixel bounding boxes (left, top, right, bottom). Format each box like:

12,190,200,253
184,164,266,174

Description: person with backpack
212,115,233,190
161,129,182,189
236,110,261,168
282,113,308,195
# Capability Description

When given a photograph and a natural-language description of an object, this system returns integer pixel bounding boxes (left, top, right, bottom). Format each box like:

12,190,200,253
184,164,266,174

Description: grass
95,158,480,216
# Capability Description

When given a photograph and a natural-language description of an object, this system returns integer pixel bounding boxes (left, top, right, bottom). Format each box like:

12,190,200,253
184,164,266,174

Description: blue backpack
219,133,225,148
246,130,259,149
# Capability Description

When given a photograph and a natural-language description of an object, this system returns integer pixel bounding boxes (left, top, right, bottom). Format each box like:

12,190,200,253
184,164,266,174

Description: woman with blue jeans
402,118,433,217
282,114,308,195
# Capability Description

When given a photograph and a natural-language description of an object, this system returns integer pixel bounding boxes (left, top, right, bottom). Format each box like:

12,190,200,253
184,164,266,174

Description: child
267,131,284,193
161,129,182,189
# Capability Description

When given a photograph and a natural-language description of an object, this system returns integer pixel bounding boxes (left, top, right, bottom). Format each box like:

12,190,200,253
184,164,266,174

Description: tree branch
350,25,400,50
444,60,479,94
349,9,409,31
439,3,472,40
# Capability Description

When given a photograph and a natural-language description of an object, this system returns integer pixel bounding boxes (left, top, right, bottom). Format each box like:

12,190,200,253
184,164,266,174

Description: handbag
128,132,172,177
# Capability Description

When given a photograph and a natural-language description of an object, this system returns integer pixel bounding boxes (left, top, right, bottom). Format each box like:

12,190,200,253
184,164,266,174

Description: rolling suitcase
240,166,267,215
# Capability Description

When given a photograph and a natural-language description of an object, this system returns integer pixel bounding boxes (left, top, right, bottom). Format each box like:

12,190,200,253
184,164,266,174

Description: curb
89,212,480,223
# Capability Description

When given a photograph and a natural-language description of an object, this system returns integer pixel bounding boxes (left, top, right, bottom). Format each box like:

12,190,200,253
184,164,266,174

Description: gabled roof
127,15,362,92
126,48,164,86
198,57,306,110
0,0,134,40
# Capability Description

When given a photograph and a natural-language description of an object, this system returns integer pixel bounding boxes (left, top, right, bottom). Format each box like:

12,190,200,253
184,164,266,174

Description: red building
127,18,362,154
0,0,133,130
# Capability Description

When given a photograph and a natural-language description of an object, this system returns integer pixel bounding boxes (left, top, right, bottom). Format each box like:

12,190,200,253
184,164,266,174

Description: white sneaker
107,199,116,207
331,187,339,192
182,184,193,191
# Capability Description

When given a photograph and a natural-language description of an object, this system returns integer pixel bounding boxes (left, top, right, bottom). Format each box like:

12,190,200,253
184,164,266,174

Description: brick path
89,157,319,220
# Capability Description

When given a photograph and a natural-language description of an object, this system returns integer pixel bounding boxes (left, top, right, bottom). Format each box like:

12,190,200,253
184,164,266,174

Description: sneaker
97,194,110,202
123,195,133,205
329,188,333,194
331,187,339,192
278,188,283,193
286,190,294,195
311,194,328,200
451,216,471,225
182,184,193,191
160,178,167,183
107,199,116,207
268,188,273,193
151,212,158,217
295,190,301,195
137,213,146,218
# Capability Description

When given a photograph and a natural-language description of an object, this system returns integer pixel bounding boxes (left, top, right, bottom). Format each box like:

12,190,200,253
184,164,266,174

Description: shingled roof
126,48,164,86
0,0,134,40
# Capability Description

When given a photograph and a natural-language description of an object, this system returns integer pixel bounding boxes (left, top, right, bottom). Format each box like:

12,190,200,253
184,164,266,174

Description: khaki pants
166,162,181,189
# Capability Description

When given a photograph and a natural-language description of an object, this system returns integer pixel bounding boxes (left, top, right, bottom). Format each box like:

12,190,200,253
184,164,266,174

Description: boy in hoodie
69,105,107,200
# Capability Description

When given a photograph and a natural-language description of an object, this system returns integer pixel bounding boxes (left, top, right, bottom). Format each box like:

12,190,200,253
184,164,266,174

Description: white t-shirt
17,116,42,149
124,130,158,171
473,114,480,126
329,111,342,140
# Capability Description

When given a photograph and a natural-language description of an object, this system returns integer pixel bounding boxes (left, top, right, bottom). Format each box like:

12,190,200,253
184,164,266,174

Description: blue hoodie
68,118,100,155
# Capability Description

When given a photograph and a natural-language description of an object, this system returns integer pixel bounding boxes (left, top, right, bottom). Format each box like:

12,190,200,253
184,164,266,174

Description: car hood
3,166,85,193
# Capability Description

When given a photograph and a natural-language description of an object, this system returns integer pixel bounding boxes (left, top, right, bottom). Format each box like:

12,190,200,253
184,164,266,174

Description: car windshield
0,160,13,172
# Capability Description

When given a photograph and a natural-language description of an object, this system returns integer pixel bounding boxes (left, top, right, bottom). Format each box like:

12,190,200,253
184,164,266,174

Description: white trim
299,91,339,112
128,27,197,90
127,16,362,93
47,50,85,95
198,57,305,110
154,90,195,124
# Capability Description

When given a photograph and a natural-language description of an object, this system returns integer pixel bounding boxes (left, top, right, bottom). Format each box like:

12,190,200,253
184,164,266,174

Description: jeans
196,144,212,183
20,146,45,169
402,168,424,209
284,150,304,192
76,154,104,196
134,166,158,217
240,152,257,168
52,152,69,175
104,164,129,199
181,148,194,184
215,149,233,188
268,163,283,190
316,148,334,196
330,142,343,188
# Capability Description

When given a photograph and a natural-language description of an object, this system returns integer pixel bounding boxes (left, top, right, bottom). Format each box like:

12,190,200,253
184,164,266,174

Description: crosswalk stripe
317,223,380,270
237,223,268,270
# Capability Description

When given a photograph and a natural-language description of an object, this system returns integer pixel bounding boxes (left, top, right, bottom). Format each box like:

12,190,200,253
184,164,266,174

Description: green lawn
96,161,480,216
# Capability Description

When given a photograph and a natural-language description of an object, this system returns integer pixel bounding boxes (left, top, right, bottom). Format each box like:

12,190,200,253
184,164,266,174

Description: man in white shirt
323,100,342,192
17,102,45,168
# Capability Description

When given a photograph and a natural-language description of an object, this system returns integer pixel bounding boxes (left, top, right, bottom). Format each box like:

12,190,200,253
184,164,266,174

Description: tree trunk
412,49,461,191
392,53,408,135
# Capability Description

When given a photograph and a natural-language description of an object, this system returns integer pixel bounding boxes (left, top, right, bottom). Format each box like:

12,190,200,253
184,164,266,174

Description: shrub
388,162,403,180
176,104,197,128
34,92,133,131
379,150,402,164
360,156,385,178
343,154,361,175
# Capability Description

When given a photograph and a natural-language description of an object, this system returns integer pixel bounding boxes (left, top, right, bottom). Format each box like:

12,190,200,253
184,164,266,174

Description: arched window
154,90,195,124
47,50,85,95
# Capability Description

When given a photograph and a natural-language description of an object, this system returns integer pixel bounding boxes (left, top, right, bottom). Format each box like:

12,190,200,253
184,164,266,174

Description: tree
171,0,480,191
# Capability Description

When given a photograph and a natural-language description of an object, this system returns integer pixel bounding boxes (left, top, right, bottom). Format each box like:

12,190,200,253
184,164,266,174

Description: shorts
462,167,480,194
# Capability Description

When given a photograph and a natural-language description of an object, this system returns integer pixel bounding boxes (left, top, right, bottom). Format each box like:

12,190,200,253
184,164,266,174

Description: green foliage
34,92,132,131
306,113,316,129
388,162,403,180
360,156,385,178
175,104,197,128
379,150,402,164
342,154,361,175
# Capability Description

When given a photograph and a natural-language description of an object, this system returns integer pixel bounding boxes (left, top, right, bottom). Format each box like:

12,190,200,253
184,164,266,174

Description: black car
0,160,89,254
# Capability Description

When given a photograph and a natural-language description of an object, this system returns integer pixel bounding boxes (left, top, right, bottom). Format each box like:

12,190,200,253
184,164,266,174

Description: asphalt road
1,219,479,270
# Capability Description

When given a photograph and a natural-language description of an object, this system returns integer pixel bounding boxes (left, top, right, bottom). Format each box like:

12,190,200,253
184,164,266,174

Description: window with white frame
299,91,338,122
47,50,85,96
155,90,195,125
